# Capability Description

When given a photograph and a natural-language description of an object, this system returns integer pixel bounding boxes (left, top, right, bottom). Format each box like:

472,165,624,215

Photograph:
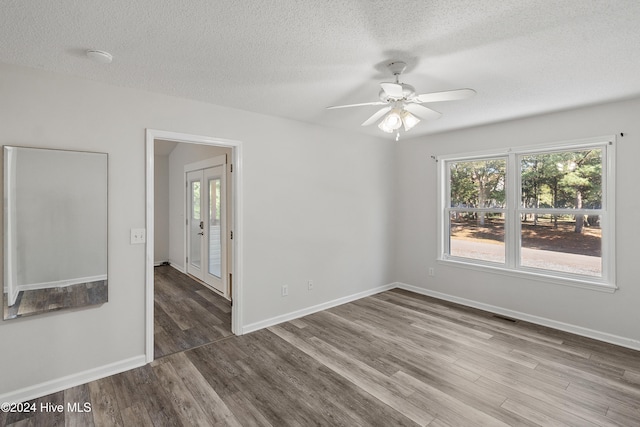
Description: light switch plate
131,228,146,244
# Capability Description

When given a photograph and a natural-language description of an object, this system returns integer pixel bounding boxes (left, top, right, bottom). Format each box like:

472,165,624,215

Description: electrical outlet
307,280,313,291
428,267,435,277
131,228,146,244
281,285,288,297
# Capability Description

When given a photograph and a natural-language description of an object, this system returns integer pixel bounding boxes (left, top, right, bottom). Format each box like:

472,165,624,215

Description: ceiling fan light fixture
379,109,402,132
401,110,420,131
378,120,395,133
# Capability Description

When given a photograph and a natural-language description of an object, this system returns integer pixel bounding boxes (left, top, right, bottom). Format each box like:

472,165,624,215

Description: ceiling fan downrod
387,61,407,81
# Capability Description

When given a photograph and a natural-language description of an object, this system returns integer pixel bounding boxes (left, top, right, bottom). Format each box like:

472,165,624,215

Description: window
439,137,615,291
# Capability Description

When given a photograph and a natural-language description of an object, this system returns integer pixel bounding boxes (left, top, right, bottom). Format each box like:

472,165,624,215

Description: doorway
145,129,243,363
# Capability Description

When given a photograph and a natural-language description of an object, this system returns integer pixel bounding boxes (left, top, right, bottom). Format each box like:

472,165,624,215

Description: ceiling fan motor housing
379,83,416,102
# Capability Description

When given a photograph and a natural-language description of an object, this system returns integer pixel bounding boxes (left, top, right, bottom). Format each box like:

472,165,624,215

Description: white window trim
436,135,617,293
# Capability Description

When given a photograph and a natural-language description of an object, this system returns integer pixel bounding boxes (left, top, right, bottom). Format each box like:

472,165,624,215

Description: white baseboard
395,282,640,352
0,355,146,404
169,263,185,274
242,283,396,334
16,275,108,293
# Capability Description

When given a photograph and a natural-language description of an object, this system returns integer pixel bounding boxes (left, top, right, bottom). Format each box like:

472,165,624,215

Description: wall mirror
3,146,108,320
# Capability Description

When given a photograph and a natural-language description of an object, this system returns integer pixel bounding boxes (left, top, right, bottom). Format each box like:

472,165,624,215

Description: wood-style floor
3,289,640,426
154,265,232,358
3,280,108,320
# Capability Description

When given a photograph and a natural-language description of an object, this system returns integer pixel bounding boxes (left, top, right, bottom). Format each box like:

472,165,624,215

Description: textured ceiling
2,1,640,139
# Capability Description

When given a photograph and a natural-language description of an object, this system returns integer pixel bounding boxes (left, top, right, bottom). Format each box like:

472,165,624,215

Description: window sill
437,257,618,294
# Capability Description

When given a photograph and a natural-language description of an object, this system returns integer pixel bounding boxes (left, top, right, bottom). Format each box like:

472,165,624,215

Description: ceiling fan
327,61,475,139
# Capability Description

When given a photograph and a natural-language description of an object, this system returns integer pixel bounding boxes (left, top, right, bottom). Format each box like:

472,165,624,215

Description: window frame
437,136,617,293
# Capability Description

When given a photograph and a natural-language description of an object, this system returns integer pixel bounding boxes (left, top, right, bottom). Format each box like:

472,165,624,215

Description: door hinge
230,230,233,240
186,218,188,226
186,256,188,263
230,164,233,173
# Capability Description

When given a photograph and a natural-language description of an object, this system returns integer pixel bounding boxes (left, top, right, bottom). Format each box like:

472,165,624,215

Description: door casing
145,129,243,363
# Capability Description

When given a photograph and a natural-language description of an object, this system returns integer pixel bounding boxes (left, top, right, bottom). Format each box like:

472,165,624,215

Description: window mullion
505,152,518,269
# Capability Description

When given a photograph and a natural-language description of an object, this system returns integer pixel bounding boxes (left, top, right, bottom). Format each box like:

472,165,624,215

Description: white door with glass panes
186,163,227,295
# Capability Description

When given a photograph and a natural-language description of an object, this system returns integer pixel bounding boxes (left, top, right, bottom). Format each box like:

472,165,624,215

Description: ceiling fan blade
404,103,442,121
361,106,392,126
416,88,476,103
380,82,404,98
327,101,387,109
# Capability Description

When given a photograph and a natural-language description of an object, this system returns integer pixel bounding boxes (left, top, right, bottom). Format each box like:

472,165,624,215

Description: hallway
154,265,232,358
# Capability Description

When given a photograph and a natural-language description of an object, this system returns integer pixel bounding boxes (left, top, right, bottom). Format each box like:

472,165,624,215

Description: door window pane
208,178,221,278
192,181,201,220
190,180,201,268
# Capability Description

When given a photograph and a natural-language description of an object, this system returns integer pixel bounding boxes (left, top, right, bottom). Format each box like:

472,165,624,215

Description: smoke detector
86,50,113,64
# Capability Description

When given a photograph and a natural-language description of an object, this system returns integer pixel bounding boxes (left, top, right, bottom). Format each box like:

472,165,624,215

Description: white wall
0,62,395,397
167,144,231,271
395,97,640,346
154,153,170,264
